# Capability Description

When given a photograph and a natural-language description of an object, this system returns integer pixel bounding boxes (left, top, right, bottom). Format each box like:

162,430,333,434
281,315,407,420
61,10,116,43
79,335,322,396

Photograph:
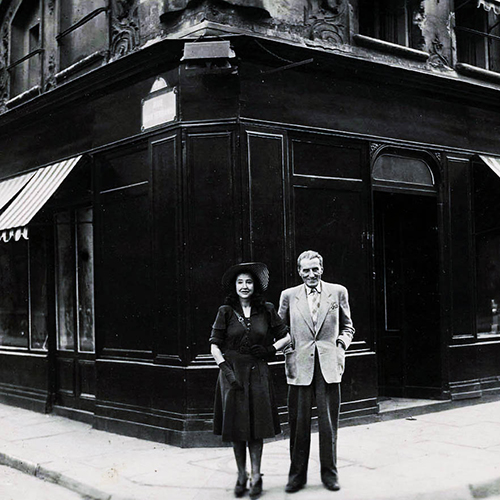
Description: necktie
309,287,320,328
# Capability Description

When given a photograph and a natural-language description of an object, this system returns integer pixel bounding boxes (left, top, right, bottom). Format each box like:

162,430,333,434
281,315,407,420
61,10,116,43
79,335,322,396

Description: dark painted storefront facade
1,0,500,447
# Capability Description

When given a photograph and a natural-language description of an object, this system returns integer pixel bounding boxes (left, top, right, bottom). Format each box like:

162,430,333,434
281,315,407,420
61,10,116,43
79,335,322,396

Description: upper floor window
455,0,500,72
58,0,108,71
9,0,42,97
359,0,423,49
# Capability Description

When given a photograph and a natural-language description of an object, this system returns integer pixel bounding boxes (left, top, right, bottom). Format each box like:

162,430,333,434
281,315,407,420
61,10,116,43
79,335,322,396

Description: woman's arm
210,343,225,365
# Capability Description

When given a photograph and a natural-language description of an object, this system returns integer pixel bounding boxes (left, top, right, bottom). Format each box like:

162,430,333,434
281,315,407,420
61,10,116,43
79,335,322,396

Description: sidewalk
1,397,500,500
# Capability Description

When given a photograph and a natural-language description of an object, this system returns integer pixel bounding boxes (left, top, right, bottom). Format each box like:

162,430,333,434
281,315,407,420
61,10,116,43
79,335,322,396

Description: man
278,250,354,493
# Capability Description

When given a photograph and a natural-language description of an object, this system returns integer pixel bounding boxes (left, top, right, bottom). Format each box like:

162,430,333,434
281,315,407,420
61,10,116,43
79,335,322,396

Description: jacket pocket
285,350,297,380
337,347,346,376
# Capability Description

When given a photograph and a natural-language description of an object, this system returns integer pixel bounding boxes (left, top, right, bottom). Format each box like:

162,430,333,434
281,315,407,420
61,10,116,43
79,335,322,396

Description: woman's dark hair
224,270,266,310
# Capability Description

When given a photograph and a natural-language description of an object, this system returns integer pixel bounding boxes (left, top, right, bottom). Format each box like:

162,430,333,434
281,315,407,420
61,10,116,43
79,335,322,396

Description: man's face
298,257,323,288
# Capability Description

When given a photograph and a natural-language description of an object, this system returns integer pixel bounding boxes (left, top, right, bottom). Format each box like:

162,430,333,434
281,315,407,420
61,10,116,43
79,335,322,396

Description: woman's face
235,273,254,300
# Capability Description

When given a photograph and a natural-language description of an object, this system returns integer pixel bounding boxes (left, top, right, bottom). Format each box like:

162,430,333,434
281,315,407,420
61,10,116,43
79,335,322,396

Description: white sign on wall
142,77,177,131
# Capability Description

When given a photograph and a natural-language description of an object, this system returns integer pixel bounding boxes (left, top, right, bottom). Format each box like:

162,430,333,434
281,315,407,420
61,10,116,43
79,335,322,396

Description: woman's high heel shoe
249,474,263,499
234,474,248,497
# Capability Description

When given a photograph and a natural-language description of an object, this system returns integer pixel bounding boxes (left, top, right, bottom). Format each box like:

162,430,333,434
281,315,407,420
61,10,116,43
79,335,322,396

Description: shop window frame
0,227,49,352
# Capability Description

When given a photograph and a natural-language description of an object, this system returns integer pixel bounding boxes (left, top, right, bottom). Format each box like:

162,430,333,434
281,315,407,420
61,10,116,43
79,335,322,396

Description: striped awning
478,0,500,14
479,154,500,177
0,155,83,241
0,171,36,212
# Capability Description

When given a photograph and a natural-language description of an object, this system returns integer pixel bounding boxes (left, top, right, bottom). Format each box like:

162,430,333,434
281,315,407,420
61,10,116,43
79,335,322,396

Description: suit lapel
315,282,332,335
295,286,315,334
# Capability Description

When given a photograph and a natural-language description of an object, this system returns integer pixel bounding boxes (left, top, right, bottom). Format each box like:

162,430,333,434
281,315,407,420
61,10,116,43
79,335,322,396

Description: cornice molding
2,35,500,133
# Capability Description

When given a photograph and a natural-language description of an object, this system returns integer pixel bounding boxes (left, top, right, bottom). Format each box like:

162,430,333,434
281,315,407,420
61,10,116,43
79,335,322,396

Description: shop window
9,0,42,96
58,0,108,71
358,0,423,49
0,228,48,350
455,0,500,72
55,208,95,353
473,158,500,337
0,239,29,348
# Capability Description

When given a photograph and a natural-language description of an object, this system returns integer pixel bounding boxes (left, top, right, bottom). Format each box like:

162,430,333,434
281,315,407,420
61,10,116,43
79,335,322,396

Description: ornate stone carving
427,34,451,70
44,53,57,91
48,0,55,15
163,0,270,16
0,4,16,112
304,0,348,46
110,0,140,60
370,143,382,158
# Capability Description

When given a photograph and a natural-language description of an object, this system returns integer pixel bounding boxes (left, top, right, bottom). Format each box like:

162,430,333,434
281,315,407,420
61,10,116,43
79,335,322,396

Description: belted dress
210,302,288,442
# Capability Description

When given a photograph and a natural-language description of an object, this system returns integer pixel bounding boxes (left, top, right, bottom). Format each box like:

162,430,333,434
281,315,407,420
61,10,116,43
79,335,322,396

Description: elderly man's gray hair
297,250,324,271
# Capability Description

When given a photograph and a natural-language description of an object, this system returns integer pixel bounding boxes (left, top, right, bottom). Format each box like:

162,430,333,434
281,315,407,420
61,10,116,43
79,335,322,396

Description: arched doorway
372,151,441,399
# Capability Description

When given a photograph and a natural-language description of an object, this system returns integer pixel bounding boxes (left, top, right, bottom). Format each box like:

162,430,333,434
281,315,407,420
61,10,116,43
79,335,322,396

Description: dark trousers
287,355,340,486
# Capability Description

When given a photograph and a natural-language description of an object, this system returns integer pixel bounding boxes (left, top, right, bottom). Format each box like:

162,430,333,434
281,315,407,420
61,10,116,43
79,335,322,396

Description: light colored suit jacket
278,281,354,385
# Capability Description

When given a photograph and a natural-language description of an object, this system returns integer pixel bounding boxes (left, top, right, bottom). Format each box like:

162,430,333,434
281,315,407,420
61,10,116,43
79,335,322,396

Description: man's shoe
323,478,341,491
285,481,305,493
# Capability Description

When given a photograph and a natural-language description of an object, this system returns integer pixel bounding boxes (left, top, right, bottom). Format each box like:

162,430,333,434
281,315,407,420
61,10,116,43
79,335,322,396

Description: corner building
0,0,499,446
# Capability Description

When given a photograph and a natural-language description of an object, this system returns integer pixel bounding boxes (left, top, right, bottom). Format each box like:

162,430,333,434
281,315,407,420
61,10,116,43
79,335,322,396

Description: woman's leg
248,439,263,481
232,441,247,482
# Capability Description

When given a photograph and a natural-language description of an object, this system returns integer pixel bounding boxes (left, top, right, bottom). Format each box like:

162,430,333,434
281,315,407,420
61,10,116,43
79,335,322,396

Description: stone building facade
0,0,499,446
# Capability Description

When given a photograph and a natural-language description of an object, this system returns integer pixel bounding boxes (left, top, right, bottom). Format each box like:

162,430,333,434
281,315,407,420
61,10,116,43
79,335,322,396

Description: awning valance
478,0,500,15
479,154,500,177
0,155,83,239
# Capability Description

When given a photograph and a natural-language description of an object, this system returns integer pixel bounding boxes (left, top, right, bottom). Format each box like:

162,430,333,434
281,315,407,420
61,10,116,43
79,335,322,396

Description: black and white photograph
0,0,500,499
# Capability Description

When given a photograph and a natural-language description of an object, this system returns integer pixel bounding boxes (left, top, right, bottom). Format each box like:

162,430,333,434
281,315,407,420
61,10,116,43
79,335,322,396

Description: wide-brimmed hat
222,262,269,293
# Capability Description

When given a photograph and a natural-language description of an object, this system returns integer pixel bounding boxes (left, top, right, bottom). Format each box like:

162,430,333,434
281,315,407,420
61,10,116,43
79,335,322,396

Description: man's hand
250,344,277,359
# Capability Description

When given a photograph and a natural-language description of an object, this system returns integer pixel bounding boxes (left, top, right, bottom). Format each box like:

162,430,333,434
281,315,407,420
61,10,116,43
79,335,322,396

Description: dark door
54,207,96,415
374,192,441,398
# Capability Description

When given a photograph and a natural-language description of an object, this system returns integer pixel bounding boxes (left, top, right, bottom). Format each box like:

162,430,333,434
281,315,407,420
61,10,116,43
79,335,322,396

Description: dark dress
210,302,288,442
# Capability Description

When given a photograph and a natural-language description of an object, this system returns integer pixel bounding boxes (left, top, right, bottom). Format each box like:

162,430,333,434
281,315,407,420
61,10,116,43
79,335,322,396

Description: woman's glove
250,344,277,359
219,361,243,390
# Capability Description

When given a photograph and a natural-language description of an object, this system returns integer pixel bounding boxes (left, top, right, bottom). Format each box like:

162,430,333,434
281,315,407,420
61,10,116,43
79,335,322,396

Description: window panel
9,0,41,96
29,228,49,350
359,0,423,49
77,208,95,353
0,239,29,348
59,0,108,71
476,231,500,337
56,211,76,351
373,155,434,187
455,3,500,71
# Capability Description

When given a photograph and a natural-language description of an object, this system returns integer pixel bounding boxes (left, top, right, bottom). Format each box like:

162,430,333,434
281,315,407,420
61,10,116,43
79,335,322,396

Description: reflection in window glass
0,239,29,348
358,0,423,49
77,208,95,353
56,211,75,351
59,0,108,71
373,155,434,187
455,3,500,73
476,231,500,336
30,229,48,350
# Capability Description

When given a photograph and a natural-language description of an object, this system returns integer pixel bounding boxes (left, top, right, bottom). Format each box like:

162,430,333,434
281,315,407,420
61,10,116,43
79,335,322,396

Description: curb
0,452,111,500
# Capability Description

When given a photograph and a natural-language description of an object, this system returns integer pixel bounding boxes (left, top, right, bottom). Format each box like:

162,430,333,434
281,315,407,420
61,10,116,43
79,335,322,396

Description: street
0,465,83,500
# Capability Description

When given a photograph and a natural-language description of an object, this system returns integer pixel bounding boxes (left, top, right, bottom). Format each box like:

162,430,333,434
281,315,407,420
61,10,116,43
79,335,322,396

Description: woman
210,262,291,499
